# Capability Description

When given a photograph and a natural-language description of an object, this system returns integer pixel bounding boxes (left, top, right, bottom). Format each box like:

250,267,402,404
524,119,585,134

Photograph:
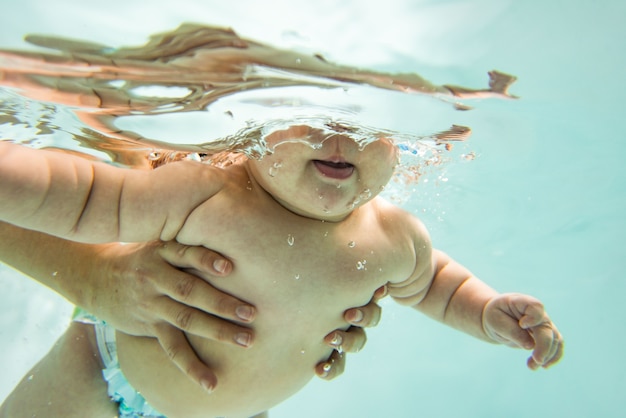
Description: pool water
1,1,624,417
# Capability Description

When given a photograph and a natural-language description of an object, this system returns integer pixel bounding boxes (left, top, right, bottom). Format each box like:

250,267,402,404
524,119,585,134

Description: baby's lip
313,159,355,179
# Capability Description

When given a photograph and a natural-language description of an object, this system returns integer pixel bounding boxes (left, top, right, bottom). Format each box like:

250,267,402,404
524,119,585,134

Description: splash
0,23,516,181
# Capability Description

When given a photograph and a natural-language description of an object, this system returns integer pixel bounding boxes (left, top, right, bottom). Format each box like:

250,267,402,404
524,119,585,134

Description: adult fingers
344,298,382,328
324,326,366,354
372,284,388,302
315,350,346,381
154,325,218,393
158,241,232,276
154,296,255,348
153,271,256,324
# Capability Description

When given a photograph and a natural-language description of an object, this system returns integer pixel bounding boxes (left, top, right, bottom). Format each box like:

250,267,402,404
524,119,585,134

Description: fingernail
376,285,388,298
320,362,332,377
235,332,252,347
330,332,343,347
349,309,364,324
200,379,214,394
213,259,229,274
236,305,255,322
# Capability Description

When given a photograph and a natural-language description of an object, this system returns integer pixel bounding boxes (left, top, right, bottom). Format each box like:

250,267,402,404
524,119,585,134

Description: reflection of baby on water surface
0,25,561,418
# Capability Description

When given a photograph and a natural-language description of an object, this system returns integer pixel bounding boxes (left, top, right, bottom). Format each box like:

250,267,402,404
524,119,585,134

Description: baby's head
246,125,398,222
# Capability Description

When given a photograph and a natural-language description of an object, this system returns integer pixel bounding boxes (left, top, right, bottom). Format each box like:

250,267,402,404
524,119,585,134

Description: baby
0,126,563,418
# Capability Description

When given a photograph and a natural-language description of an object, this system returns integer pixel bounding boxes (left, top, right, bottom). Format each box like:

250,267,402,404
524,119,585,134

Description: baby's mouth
313,160,355,180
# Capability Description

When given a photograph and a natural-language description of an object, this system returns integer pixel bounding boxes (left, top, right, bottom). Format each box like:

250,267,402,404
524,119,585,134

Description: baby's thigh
0,322,117,418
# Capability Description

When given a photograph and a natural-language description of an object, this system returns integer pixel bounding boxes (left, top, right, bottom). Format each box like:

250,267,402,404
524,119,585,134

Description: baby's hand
482,293,563,370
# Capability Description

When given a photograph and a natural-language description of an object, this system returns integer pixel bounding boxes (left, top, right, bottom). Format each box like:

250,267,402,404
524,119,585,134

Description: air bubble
348,241,356,248
356,260,367,270
462,151,476,161
268,161,282,177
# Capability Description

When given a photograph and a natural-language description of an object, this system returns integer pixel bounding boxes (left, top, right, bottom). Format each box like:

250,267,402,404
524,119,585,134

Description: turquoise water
0,1,624,417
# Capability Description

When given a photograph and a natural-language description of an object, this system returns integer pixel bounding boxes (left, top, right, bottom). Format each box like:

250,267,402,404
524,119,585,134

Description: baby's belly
116,311,342,418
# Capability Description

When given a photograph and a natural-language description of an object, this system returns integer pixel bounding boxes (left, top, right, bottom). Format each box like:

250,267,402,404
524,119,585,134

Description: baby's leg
0,322,117,418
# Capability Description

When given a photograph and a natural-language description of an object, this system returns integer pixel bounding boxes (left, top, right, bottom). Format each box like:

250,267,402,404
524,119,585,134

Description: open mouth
313,160,355,179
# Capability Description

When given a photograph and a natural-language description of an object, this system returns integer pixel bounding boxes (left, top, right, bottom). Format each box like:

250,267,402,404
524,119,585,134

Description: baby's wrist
480,296,500,344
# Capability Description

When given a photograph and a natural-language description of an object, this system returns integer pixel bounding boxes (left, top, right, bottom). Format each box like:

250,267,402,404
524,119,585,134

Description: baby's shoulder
368,197,430,241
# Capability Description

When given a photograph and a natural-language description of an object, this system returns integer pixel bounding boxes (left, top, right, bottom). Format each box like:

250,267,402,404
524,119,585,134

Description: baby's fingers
527,323,564,370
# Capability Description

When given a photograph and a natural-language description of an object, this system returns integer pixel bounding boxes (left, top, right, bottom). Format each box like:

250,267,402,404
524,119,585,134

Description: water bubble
360,188,372,200
287,234,295,246
268,161,282,177
462,151,476,161
186,153,202,162
348,241,356,248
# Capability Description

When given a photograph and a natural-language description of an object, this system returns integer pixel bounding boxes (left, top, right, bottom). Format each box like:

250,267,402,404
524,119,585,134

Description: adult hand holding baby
0,221,381,391
87,240,383,389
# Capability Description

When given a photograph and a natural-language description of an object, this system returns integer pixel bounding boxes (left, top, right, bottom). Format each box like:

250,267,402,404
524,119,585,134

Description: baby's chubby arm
0,142,222,243
388,215,563,370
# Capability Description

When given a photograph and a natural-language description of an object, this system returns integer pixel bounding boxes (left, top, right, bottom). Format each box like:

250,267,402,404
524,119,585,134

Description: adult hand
84,240,256,392
315,285,387,380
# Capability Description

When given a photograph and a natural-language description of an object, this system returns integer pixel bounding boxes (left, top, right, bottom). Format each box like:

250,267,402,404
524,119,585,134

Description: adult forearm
0,221,101,307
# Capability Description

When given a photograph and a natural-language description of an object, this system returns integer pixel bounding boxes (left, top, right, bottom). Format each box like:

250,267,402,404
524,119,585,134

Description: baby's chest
236,231,408,315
